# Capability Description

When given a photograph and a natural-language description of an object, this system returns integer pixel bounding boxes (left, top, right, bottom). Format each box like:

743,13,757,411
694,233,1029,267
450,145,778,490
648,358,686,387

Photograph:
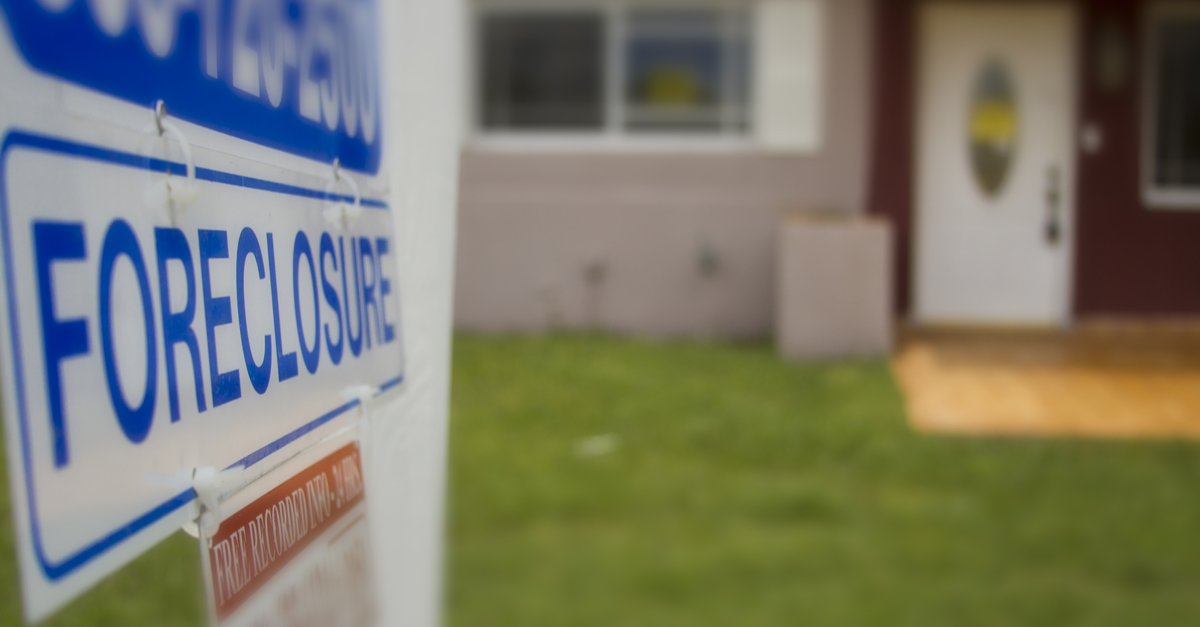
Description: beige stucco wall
455,0,875,338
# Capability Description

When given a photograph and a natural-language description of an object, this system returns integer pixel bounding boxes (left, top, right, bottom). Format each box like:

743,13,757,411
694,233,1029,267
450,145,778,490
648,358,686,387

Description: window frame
1141,2,1200,209
468,0,757,152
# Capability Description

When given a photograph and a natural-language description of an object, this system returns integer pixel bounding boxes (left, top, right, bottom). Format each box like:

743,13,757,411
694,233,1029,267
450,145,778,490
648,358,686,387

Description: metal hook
143,100,199,223
153,99,167,136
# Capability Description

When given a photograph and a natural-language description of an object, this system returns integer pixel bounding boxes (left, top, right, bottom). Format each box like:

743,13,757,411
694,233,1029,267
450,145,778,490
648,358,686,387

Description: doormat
892,324,1200,439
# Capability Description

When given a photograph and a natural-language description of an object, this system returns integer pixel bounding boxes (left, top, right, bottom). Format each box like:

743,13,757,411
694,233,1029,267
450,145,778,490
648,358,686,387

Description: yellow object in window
642,66,702,105
970,101,1017,150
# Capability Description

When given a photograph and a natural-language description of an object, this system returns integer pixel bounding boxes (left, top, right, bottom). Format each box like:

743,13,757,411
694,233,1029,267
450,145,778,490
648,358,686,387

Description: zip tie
186,466,243,541
144,464,242,541
323,158,363,231
340,384,379,440
142,100,199,225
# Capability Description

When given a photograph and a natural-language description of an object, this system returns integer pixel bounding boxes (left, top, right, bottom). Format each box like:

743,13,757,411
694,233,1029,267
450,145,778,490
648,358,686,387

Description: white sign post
0,0,403,622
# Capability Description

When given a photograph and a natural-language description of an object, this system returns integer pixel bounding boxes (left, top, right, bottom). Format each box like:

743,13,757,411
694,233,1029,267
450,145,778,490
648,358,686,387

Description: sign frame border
0,129,402,582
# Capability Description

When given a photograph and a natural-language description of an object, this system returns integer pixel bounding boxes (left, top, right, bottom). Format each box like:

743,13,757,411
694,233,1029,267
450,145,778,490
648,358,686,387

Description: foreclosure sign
0,0,398,621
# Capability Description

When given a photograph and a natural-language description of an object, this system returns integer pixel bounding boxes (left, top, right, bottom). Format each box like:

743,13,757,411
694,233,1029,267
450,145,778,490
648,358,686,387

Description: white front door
914,1,1077,326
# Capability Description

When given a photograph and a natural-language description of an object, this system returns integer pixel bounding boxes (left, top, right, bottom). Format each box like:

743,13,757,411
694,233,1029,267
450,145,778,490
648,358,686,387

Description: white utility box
776,212,892,360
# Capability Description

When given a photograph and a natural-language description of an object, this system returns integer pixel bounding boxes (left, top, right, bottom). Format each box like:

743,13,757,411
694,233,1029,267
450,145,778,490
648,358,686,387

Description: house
454,0,1200,339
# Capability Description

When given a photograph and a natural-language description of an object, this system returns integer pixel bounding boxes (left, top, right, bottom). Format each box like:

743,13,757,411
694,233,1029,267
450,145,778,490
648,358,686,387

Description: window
1145,6,1200,206
476,5,752,137
623,8,750,132
480,12,606,130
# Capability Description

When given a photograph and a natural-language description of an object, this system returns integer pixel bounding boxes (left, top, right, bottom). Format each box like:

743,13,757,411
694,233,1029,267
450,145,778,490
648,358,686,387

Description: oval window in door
968,59,1018,197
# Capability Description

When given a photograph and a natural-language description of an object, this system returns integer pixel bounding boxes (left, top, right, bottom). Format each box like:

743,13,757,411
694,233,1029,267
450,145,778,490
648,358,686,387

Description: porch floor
892,323,1200,439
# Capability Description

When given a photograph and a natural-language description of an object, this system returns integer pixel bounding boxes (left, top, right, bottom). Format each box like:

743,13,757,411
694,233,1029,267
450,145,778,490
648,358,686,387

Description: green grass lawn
5,333,1200,625
448,334,1200,627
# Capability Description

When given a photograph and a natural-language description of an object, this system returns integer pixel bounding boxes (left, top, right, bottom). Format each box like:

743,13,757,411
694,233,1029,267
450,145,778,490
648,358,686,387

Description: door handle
1045,165,1062,246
